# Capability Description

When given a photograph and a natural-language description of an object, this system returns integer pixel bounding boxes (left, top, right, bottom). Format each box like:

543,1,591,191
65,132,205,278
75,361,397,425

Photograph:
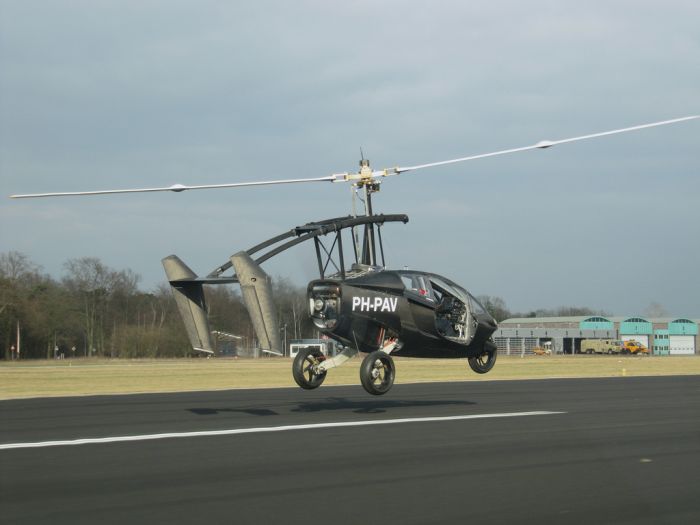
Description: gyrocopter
10,115,698,395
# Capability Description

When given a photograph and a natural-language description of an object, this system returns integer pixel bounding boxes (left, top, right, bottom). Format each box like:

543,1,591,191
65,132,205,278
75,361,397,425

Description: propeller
9,115,698,199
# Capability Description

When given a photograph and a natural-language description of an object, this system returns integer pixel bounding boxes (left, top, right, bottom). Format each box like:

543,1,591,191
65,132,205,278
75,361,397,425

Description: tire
292,347,327,390
360,351,395,395
586,349,593,355
468,347,497,374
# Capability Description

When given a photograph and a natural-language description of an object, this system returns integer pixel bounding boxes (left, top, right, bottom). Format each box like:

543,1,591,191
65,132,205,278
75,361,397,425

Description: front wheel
468,347,497,374
360,351,395,395
292,347,327,390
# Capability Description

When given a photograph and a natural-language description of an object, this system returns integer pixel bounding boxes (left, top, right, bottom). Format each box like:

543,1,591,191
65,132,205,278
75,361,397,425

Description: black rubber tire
292,347,327,390
468,347,497,374
360,351,395,395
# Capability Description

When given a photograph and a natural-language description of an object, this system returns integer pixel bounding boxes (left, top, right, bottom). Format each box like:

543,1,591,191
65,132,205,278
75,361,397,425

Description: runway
2,376,699,524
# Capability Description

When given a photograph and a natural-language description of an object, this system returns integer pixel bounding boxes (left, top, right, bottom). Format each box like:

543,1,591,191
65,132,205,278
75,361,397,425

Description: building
494,316,698,356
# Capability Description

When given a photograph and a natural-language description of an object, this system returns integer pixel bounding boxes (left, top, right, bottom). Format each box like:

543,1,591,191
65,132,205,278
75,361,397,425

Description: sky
1,0,698,317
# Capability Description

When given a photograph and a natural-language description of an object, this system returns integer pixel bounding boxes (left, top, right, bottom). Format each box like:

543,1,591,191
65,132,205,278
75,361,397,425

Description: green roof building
496,316,698,355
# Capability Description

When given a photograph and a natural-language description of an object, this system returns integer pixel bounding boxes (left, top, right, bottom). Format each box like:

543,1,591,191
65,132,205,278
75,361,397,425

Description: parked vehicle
621,340,650,354
580,339,622,355
533,342,552,355
288,339,337,358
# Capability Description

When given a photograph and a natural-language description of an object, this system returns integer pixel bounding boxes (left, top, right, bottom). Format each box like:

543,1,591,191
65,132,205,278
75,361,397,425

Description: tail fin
231,252,283,356
162,255,215,355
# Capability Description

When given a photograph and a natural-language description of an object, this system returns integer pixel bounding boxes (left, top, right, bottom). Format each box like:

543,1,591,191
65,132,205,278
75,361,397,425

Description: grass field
1,355,699,400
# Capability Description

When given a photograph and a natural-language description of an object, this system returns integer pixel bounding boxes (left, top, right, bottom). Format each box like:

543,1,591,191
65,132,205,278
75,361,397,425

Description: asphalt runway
1,375,699,524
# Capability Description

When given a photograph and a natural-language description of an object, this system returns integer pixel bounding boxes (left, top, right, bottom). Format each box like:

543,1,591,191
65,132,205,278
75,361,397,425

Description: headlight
308,282,341,330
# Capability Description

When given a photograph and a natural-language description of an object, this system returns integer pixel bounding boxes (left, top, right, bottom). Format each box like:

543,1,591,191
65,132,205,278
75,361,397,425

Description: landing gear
292,347,327,389
468,347,497,374
292,340,398,395
360,351,395,395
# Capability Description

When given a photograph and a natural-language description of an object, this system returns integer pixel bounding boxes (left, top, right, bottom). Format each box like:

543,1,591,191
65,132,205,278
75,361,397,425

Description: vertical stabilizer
231,252,282,356
162,255,215,354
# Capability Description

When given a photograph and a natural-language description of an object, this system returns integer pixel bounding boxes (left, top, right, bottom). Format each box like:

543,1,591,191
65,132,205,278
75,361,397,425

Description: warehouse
494,316,698,356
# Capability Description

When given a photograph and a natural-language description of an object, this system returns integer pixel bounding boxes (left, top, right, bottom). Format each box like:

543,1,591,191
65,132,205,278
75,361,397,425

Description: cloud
1,0,698,315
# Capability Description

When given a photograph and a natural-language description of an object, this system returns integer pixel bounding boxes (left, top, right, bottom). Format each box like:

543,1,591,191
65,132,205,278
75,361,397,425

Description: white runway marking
0,411,564,450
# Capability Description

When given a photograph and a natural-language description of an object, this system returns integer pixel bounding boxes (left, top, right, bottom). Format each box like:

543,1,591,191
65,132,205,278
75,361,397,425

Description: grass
1,355,699,400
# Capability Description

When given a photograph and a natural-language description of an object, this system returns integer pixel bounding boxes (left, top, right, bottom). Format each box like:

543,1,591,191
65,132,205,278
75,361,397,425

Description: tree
0,252,49,359
273,277,314,341
0,252,40,282
0,252,194,359
476,295,511,322
511,306,611,318
61,257,143,357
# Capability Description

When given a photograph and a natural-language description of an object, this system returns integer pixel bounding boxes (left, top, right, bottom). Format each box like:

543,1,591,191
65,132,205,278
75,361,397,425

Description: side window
400,273,436,302
430,284,443,303
415,275,435,301
400,275,413,290
468,293,488,316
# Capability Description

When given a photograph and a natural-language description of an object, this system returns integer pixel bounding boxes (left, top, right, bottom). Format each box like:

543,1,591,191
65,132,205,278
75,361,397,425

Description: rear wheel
292,347,327,390
468,347,497,374
360,351,395,395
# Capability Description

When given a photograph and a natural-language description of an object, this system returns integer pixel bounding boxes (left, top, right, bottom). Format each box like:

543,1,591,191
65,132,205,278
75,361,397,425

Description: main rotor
9,115,698,200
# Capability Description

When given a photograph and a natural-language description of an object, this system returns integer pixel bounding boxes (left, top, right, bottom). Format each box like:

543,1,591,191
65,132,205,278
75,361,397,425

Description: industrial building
494,316,698,356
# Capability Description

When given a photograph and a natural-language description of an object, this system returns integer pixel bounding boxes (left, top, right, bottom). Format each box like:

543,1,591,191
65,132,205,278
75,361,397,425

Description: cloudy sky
1,1,698,317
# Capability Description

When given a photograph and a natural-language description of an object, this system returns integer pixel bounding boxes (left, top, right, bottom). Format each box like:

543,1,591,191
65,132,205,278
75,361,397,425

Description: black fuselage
308,269,497,358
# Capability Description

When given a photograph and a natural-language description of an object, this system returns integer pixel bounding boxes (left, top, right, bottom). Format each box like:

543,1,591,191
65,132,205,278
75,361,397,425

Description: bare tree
0,251,41,282
476,295,511,322
62,257,128,356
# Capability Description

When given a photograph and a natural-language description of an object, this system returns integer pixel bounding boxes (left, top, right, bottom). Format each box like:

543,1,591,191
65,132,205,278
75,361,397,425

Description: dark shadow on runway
291,397,476,414
188,397,476,417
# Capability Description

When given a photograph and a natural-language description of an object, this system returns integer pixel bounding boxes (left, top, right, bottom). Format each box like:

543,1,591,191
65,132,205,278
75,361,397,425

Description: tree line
0,252,315,360
1,251,605,360
475,295,608,323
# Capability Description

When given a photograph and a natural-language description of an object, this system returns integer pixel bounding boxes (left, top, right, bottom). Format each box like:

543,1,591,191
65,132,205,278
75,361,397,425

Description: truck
532,341,553,355
621,340,650,355
580,339,622,355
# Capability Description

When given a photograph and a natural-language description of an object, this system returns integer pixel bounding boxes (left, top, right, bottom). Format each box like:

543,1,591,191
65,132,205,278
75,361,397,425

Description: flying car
10,116,698,394
304,268,498,394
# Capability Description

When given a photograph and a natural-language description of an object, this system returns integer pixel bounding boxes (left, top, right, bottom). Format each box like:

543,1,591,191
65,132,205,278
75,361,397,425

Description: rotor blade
395,115,699,174
9,175,340,199
9,115,698,198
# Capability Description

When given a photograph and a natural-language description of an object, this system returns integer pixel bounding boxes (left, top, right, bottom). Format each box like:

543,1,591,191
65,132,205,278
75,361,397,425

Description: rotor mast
354,158,383,267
